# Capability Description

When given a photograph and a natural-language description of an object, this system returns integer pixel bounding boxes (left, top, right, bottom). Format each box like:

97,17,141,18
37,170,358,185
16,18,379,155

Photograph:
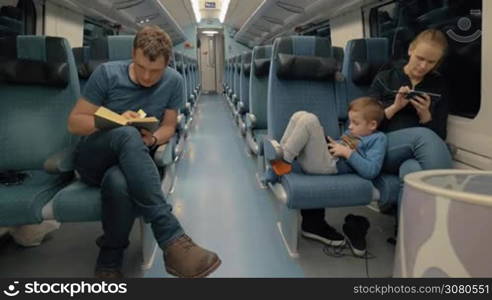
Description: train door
198,29,224,93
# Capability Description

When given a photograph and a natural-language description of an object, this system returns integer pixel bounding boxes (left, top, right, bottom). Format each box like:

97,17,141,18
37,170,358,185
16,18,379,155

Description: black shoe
343,214,370,257
301,222,346,246
94,237,124,279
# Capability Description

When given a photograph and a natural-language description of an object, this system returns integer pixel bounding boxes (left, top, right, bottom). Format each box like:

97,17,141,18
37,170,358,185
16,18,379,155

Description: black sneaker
94,236,124,279
301,222,346,246
342,214,370,257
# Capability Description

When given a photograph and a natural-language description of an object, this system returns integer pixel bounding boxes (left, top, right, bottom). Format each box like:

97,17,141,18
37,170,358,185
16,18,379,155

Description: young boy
271,97,387,256
272,97,387,179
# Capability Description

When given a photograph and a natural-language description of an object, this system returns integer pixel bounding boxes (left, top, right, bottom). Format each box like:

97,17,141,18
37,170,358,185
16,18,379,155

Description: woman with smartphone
369,29,453,211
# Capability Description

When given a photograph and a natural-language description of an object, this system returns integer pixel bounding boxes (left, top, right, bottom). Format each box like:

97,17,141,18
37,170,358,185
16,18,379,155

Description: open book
94,107,160,132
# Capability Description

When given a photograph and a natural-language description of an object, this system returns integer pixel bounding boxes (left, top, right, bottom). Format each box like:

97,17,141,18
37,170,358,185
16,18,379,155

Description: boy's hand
328,139,353,159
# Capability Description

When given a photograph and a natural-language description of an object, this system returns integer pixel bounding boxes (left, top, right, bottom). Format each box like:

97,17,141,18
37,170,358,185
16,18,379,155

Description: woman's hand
122,110,140,120
394,86,411,109
410,93,432,123
385,86,411,120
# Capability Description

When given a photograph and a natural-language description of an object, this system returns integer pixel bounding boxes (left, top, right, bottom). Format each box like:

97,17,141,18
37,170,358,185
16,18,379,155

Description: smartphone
404,90,441,101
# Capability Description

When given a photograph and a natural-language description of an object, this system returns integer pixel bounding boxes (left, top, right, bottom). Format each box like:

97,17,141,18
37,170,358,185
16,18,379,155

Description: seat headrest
241,52,252,76
0,59,69,87
346,38,389,85
0,36,70,87
276,53,338,81
253,58,270,77
72,47,91,79
254,45,272,59
90,36,134,62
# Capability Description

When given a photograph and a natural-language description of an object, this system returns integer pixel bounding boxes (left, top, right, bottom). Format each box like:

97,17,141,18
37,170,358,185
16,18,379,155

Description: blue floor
146,94,304,277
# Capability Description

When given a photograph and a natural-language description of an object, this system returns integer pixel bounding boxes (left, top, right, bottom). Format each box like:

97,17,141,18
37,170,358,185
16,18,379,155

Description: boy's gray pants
280,111,338,174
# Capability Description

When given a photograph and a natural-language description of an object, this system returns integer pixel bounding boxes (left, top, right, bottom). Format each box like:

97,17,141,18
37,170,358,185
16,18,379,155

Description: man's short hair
348,97,385,125
133,26,173,62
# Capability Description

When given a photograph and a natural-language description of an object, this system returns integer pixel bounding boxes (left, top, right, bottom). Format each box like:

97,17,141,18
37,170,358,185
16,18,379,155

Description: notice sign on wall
205,2,216,8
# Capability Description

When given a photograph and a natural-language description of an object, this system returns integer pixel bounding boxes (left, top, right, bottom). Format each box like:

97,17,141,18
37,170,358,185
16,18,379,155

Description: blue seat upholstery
236,51,252,134
231,55,242,113
72,46,90,91
246,45,272,156
263,36,378,256
0,36,79,226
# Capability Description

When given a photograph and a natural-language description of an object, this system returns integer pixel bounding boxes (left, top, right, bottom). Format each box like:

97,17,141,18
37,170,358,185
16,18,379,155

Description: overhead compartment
48,0,186,45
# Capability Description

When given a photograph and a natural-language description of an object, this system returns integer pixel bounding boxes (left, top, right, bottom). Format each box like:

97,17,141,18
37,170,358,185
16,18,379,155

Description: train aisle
146,94,304,277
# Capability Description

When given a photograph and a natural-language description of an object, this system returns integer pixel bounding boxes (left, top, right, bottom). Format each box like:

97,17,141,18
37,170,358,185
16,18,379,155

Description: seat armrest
246,113,256,130
263,136,283,162
153,135,177,167
44,147,76,174
177,113,186,133
237,101,246,115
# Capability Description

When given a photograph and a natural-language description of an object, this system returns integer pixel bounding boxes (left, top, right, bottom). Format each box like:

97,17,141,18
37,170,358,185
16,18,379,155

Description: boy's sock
271,159,292,176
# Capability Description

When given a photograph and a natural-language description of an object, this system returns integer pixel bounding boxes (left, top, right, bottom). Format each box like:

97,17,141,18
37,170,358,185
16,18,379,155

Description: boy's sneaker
271,159,292,176
342,214,370,257
301,222,346,246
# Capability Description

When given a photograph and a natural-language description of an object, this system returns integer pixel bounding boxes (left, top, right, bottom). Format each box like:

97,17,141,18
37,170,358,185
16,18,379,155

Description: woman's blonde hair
409,29,448,68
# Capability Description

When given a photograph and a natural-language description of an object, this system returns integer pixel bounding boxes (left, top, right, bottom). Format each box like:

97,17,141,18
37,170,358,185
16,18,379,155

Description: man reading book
67,26,221,278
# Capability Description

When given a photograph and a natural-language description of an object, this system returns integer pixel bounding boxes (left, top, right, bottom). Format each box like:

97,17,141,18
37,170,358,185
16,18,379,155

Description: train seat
262,36,374,256
0,36,79,226
245,45,272,157
236,51,252,134
72,46,90,91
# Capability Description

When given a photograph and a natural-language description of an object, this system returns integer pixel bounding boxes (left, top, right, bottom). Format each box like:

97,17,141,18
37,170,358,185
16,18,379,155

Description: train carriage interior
0,0,490,278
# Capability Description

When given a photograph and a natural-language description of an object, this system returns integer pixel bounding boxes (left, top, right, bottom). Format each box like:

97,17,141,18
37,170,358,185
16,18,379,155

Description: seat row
0,35,200,269
223,36,398,256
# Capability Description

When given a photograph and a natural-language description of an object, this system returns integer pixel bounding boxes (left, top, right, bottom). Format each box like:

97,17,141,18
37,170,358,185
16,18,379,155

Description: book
94,107,160,132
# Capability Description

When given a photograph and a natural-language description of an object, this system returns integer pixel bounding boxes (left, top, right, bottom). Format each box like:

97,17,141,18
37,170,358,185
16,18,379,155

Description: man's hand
140,129,156,147
122,110,140,120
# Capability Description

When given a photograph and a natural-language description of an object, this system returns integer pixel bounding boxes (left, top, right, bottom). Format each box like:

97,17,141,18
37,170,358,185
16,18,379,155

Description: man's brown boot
164,234,221,278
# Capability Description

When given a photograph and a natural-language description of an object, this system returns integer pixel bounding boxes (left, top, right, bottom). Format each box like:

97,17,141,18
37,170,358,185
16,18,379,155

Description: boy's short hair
133,26,173,63
348,97,385,125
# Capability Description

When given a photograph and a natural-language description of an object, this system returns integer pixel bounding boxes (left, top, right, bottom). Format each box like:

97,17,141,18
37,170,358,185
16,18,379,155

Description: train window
370,0,482,119
83,19,115,46
0,0,36,37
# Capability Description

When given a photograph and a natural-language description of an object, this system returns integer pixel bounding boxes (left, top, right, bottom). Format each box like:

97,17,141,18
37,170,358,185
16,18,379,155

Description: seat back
239,52,252,111
0,36,79,171
249,45,272,130
340,38,389,122
267,36,340,141
72,46,90,91
233,55,242,100
174,51,188,107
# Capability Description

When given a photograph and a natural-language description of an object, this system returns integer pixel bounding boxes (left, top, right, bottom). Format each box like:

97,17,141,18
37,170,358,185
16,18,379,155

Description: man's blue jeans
74,127,184,253
383,127,453,205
